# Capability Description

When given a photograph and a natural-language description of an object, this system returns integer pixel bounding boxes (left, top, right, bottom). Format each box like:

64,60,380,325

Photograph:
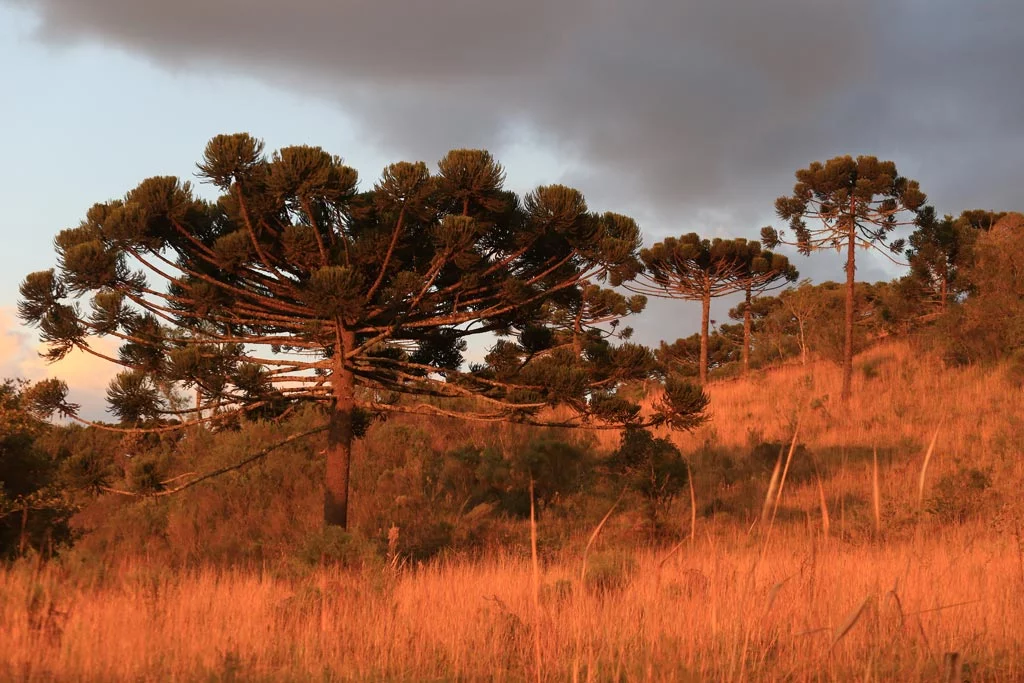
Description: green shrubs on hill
0,380,77,559
927,465,996,524
52,406,611,567
609,429,689,532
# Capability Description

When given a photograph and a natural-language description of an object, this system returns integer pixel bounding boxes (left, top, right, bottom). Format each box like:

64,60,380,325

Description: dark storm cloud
12,0,1021,222
8,0,879,215
7,0,1024,342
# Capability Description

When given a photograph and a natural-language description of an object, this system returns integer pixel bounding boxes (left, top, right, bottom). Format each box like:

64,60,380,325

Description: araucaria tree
626,235,795,384
19,133,708,529
763,156,925,400
731,249,797,374
904,206,975,312
904,208,1010,312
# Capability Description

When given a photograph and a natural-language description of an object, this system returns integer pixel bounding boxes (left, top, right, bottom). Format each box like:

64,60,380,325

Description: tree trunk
699,285,711,386
940,268,948,311
325,328,356,528
19,502,28,555
742,286,752,374
842,211,856,401
798,318,808,366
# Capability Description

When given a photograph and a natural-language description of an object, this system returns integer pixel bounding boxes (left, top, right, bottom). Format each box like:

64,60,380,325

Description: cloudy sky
1,0,1021,417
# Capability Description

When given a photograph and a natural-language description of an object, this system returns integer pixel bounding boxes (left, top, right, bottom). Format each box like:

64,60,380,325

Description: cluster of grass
3,520,1022,681
2,337,1023,680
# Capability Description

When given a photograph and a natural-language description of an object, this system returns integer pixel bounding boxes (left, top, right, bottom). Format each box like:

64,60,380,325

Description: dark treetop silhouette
904,208,1010,314
18,133,708,528
763,156,925,400
625,235,796,384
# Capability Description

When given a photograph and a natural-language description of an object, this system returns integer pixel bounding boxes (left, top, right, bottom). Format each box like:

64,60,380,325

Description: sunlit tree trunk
842,201,857,401
940,265,948,311
325,327,356,528
699,279,711,386
742,286,752,374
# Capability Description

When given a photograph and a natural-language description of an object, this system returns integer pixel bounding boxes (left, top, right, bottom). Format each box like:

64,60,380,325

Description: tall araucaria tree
762,156,926,400
625,235,795,384
18,133,708,529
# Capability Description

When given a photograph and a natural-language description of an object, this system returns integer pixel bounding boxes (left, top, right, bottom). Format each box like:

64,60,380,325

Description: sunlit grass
3,340,1022,681
2,521,1021,681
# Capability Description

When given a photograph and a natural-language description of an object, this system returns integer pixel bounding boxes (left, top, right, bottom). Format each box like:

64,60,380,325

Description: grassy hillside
2,339,1022,681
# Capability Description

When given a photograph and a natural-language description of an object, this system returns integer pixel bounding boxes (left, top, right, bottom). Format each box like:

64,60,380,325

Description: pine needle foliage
18,134,708,527
762,156,926,400
626,235,796,384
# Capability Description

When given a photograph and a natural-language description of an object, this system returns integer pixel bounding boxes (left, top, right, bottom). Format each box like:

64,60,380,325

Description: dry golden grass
2,522,1022,681
2,340,1021,681
612,339,1022,460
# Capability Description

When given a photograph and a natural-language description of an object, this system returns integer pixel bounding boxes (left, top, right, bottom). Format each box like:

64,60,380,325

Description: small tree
778,280,823,365
763,156,926,400
610,428,688,531
657,330,738,378
728,296,784,365
905,206,973,311
0,380,77,559
731,250,797,374
626,235,794,384
944,213,1024,362
19,134,708,529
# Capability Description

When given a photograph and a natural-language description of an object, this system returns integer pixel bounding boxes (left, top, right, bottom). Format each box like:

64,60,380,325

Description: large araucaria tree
626,235,795,384
763,156,925,400
18,134,708,528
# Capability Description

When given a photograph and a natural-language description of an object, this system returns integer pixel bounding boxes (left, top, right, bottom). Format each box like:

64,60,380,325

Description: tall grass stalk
761,446,785,524
529,479,542,683
873,447,882,535
918,426,941,509
761,418,802,557
580,493,622,583
817,475,831,538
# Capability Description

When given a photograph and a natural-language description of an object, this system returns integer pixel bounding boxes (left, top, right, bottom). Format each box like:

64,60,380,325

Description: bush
583,550,637,594
430,439,590,519
927,466,995,524
508,439,589,516
0,380,77,560
610,429,689,530
294,527,380,569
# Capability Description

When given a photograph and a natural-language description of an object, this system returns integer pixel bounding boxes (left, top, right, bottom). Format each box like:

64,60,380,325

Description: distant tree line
657,208,1022,378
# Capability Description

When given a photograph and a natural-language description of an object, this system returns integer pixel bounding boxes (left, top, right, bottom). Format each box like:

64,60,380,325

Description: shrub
610,429,689,530
431,439,590,519
583,549,637,594
927,466,995,524
508,439,589,515
0,380,77,560
294,527,380,569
